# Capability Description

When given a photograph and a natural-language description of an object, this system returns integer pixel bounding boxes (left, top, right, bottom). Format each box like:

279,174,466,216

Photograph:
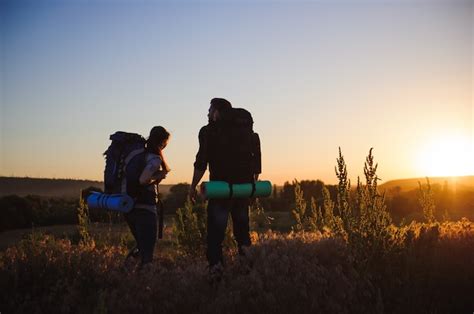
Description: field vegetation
1,149,473,313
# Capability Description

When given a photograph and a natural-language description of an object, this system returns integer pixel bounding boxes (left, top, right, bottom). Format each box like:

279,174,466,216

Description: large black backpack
103,132,147,198
210,108,261,183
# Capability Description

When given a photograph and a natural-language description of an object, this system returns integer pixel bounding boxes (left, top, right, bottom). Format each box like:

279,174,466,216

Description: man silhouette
189,98,261,276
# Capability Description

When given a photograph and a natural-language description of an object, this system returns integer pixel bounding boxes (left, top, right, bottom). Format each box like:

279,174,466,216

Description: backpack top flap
109,132,146,151
220,108,253,130
210,108,256,183
104,132,146,194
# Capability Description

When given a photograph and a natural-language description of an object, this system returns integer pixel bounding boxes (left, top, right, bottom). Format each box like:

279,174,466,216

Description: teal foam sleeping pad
201,181,272,199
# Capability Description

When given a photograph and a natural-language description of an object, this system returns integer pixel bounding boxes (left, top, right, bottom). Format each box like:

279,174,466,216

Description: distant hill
0,177,172,198
379,176,474,193
2,175,472,199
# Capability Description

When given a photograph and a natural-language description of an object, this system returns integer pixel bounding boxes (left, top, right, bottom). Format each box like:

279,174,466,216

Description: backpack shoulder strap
124,148,145,166
121,148,145,193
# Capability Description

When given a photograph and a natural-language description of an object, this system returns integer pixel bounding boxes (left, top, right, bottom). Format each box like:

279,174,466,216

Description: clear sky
1,0,473,185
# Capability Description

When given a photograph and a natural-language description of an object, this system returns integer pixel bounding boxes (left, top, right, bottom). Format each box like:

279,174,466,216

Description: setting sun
416,133,474,177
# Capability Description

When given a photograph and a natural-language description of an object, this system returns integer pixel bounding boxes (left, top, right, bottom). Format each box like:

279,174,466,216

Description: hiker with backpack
189,98,262,277
104,126,171,269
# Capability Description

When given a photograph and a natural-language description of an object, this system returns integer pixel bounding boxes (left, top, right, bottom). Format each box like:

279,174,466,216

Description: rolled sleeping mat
86,192,134,213
200,180,272,199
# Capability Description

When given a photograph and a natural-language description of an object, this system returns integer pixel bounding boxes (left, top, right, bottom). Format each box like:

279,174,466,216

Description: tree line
1,178,473,231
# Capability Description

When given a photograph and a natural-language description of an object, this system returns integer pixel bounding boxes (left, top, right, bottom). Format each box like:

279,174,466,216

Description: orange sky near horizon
1,1,473,185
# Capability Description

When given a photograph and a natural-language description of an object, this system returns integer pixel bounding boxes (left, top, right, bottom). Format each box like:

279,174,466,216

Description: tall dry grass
1,220,473,313
1,149,473,313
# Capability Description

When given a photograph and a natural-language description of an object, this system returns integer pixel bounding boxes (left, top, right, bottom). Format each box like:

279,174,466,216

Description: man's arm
252,133,262,181
191,168,206,189
189,127,209,202
189,168,206,202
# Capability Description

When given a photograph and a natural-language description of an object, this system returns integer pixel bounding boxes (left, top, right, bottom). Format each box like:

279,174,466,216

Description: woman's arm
158,150,171,173
139,155,165,185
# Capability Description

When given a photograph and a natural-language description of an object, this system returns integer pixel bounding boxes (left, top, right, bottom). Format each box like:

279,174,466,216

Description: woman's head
147,126,170,153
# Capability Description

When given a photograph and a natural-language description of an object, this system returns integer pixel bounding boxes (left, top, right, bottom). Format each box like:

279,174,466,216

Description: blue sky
1,0,472,184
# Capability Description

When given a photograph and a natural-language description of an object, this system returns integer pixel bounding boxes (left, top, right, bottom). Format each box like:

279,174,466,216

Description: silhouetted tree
163,183,190,214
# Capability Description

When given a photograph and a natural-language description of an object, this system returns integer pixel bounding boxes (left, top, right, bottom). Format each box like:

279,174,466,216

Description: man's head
208,98,232,122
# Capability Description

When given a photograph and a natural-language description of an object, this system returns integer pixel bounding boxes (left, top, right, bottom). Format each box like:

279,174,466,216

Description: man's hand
188,185,198,204
189,168,206,203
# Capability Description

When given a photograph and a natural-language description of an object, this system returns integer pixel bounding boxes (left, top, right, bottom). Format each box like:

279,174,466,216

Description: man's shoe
237,255,253,275
123,246,140,272
139,262,154,274
208,262,224,285
126,246,140,259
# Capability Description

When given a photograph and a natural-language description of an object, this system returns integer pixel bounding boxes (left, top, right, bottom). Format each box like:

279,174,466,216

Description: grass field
1,218,473,314
0,218,175,252
0,211,295,251
1,156,473,313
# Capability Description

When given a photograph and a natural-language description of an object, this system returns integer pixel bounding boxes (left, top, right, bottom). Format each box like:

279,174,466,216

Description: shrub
418,178,437,223
249,198,273,231
349,149,393,267
77,198,92,245
291,180,308,232
173,200,207,255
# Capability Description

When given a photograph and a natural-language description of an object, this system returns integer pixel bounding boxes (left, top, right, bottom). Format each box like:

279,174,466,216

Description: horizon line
1,174,473,187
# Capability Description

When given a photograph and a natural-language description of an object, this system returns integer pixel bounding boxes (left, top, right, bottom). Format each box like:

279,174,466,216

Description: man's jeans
207,198,251,266
124,208,157,265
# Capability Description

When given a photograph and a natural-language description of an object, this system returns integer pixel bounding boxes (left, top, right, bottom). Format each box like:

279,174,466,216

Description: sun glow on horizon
416,133,474,177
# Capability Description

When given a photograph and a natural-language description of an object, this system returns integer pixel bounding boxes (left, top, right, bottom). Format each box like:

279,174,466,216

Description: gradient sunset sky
1,0,473,185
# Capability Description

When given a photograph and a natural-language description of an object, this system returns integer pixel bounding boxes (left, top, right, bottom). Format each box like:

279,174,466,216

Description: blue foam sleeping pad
86,192,134,213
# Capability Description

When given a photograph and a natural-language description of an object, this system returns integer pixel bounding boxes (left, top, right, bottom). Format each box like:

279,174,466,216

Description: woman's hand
153,170,168,183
